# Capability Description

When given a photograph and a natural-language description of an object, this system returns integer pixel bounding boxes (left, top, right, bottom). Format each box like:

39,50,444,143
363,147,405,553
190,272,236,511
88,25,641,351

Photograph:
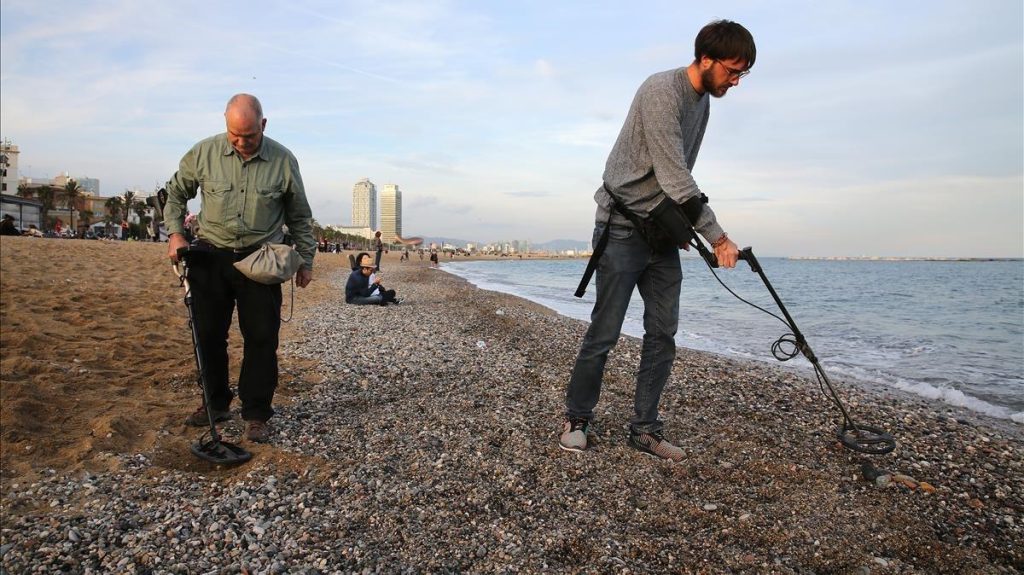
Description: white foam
874,373,1020,422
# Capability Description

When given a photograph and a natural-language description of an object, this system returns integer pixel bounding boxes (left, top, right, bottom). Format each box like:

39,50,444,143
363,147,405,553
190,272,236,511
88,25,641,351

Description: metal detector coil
174,247,253,465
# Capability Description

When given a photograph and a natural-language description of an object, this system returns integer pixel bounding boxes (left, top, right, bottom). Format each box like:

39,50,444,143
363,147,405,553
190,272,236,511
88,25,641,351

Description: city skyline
1,1,1021,257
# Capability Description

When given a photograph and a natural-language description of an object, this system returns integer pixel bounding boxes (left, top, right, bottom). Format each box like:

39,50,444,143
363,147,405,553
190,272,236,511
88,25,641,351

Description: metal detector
688,236,896,455
173,247,252,465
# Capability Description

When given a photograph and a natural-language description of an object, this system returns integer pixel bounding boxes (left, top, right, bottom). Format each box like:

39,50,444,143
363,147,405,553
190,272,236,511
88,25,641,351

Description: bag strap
280,277,295,322
574,183,652,298
574,210,613,298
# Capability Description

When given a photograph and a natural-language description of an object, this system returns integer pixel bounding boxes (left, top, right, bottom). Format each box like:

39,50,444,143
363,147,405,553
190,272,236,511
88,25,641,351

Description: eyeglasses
715,60,750,79
361,266,374,271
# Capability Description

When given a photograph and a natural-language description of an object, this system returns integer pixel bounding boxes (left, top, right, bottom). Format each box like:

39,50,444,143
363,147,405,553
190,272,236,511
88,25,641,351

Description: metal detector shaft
173,252,253,465
686,228,895,454
177,266,224,445
734,248,858,427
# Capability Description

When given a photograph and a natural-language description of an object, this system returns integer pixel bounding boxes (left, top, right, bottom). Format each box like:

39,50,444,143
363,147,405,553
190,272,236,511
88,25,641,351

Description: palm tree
63,179,82,236
131,199,149,240
104,196,123,237
16,183,34,199
36,186,57,231
79,210,95,235
120,191,137,239
122,190,137,220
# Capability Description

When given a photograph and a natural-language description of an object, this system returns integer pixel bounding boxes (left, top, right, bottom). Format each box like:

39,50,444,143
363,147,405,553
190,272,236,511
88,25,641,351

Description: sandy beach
1,236,1021,573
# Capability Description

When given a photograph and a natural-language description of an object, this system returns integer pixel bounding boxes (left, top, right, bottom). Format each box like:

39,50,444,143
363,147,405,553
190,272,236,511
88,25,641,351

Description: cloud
503,190,553,198
534,59,556,78
549,121,619,148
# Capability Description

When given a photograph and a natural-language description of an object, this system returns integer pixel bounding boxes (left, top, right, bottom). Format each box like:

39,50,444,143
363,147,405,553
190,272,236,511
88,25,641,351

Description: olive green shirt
163,133,316,269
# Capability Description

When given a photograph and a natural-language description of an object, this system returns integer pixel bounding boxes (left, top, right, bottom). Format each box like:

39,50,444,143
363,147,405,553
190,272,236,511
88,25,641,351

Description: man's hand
714,237,740,269
167,233,189,263
296,266,313,288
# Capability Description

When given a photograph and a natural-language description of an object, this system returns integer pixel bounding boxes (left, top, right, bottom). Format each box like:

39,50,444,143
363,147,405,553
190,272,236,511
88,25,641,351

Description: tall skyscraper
380,184,402,243
352,178,377,229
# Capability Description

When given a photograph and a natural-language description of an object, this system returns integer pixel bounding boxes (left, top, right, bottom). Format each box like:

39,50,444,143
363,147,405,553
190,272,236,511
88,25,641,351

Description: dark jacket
0,219,19,236
345,268,379,302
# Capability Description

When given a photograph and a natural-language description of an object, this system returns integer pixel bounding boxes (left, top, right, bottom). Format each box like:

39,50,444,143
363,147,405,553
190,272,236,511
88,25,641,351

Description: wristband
712,233,729,248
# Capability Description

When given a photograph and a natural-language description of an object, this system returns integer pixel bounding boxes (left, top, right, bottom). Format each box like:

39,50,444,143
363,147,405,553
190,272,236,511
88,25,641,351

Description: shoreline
438,259,1024,428
1,237,1022,572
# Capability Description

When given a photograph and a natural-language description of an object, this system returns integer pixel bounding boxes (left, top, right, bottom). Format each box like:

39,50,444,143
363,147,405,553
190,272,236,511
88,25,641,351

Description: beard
700,68,731,98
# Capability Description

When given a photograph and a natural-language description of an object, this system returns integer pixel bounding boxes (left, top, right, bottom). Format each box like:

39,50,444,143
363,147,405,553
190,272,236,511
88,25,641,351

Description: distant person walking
163,93,316,444
373,231,384,270
559,20,754,462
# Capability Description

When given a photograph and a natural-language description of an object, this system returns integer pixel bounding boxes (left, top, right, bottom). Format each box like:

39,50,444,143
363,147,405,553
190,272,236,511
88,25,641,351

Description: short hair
694,20,756,69
225,94,263,119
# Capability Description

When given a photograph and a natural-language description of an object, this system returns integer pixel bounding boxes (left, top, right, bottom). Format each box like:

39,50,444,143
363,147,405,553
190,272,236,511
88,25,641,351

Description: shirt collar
220,133,267,161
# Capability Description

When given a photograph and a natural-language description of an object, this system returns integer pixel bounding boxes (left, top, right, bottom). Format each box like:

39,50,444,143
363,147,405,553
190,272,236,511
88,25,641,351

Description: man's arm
639,82,728,249
282,154,315,287
164,147,201,262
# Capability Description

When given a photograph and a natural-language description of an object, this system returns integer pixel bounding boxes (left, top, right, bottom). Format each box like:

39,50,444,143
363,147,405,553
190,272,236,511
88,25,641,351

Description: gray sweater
594,67,725,244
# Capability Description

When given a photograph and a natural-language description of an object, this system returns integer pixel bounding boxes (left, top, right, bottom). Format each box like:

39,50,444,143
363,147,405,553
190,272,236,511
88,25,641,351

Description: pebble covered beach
1,238,1022,574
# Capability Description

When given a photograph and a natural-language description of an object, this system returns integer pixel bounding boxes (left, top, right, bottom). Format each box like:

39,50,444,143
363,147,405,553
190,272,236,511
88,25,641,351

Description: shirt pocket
247,183,286,232
200,180,232,223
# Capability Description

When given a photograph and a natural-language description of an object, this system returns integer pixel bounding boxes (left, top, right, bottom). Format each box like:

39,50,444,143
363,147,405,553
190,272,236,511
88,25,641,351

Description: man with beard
559,20,755,461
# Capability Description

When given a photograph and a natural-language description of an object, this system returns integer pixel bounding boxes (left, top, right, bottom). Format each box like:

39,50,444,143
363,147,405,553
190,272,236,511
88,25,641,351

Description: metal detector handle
738,246,759,272
692,238,756,271
692,236,720,268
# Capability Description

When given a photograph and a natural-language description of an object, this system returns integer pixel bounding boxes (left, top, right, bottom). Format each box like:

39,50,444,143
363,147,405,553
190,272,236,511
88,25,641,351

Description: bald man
164,93,315,443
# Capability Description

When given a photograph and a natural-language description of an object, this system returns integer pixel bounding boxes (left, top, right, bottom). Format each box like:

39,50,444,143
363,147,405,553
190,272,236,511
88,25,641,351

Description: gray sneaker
627,429,684,462
559,418,590,452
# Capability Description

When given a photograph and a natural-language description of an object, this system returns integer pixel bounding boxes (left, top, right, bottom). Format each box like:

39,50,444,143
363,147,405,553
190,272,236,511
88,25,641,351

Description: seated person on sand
346,253,400,306
0,214,20,236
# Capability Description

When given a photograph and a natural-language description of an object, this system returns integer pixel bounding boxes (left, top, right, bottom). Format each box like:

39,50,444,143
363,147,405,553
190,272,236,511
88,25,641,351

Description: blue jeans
565,223,681,433
349,294,383,305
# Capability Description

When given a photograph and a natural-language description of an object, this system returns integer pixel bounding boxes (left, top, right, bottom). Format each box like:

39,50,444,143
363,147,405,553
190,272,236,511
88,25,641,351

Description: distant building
380,184,402,243
352,178,377,230
333,225,375,240
51,173,100,195
0,140,19,196
77,177,100,195
0,193,41,231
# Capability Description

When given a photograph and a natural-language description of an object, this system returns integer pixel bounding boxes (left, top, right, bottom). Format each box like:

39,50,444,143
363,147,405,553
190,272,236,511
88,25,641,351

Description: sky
1,0,1021,257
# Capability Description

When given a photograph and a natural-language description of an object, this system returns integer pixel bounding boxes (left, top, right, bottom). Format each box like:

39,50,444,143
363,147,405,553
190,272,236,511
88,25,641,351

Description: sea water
442,257,1024,423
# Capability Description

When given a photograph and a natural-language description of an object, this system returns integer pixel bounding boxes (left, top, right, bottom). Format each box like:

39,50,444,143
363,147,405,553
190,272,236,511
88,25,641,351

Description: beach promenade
1,236,1021,573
